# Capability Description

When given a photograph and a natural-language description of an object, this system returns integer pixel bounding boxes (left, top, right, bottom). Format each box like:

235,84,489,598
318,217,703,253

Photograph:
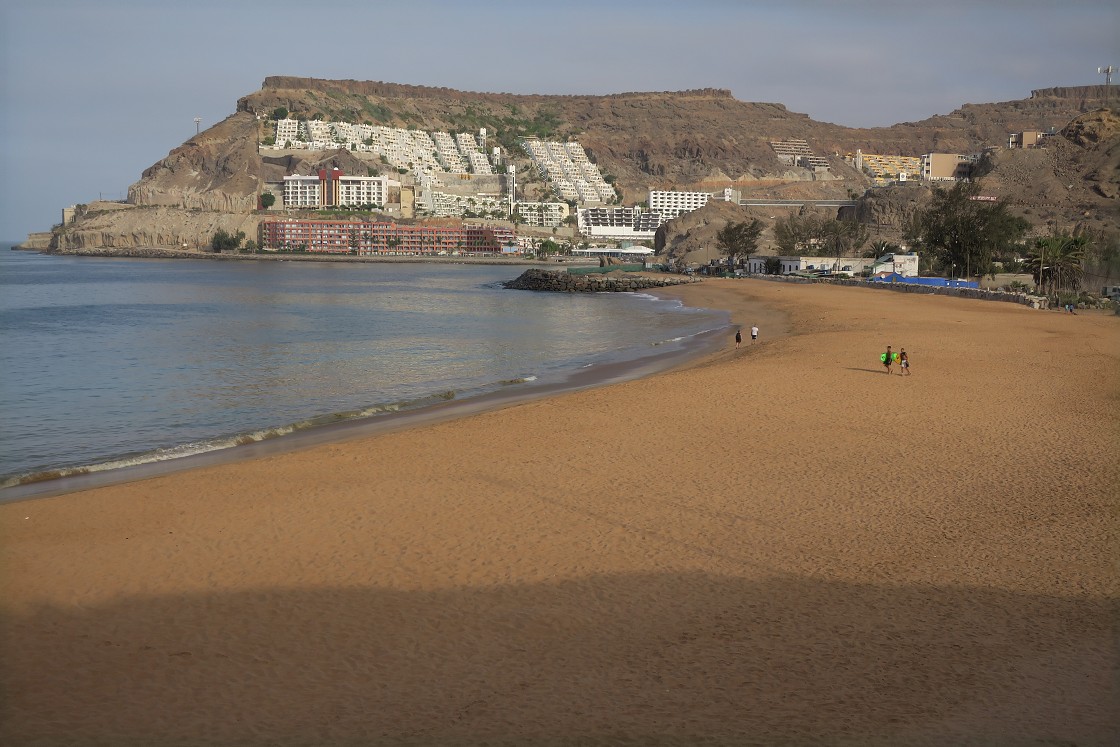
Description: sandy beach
2,278,1117,746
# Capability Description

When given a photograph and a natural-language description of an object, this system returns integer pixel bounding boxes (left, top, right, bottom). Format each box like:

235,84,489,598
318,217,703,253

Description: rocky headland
22,79,1118,265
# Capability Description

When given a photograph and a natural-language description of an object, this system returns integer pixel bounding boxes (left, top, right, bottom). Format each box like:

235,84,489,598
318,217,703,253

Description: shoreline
13,243,587,266
0,280,757,504
2,278,1115,745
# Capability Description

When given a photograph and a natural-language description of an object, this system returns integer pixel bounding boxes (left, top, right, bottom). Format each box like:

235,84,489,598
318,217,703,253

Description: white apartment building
306,120,333,142
514,201,569,228
269,119,443,173
466,150,494,175
422,190,506,218
432,132,468,173
336,175,392,208
647,188,741,220
578,207,664,241
283,172,396,209
282,175,322,208
275,118,300,146
648,190,712,220
522,137,616,205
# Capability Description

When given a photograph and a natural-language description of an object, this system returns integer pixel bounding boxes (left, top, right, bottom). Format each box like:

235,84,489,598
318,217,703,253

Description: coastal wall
503,268,699,292
748,274,1055,309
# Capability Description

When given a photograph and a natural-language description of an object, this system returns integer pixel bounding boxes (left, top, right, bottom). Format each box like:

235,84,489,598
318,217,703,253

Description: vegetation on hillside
906,181,1030,279
773,214,870,258
211,229,245,252
715,219,764,267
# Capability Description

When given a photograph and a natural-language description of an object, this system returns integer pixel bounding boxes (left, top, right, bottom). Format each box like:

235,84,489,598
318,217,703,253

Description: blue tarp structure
870,274,978,288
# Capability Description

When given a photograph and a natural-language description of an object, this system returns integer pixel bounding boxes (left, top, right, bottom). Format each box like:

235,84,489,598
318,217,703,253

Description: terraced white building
268,119,497,176
522,138,616,205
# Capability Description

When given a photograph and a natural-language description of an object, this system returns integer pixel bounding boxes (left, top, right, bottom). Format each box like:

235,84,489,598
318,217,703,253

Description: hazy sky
1,0,1116,240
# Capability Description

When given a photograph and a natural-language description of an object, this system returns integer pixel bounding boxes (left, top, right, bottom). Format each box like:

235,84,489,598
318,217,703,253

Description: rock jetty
503,269,698,292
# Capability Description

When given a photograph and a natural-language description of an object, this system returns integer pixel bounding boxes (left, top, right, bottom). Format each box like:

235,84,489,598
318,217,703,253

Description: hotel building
282,169,394,209
260,219,517,256
578,207,664,241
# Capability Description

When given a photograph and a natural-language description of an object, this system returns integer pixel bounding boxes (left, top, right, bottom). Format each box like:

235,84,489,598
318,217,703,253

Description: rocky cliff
31,78,1116,255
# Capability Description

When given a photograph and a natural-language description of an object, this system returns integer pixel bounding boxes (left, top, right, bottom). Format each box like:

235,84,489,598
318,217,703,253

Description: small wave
0,385,545,490
498,375,537,385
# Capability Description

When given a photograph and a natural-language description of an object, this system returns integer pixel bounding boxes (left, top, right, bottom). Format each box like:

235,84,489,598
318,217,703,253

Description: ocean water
0,248,727,490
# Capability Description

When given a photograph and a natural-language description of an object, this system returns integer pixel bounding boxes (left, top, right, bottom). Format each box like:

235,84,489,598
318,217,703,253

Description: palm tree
1025,234,1087,295
869,239,899,258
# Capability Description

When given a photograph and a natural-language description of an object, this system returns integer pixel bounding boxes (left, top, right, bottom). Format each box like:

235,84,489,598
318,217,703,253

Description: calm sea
0,247,727,491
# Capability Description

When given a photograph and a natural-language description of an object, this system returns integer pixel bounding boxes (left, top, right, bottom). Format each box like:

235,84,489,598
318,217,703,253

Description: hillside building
647,188,741,220
260,218,516,255
769,139,831,171
1008,129,1055,149
921,153,975,182
522,138,616,205
578,207,664,241
282,169,395,209
851,150,923,185
269,118,499,176
514,201,569,228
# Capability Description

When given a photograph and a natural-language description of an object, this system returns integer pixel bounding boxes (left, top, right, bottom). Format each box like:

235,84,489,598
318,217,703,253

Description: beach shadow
845,367,890,375
2,574,1116,746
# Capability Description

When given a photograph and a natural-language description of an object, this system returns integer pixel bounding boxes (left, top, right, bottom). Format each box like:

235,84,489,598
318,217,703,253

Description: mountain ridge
32,79,1117,256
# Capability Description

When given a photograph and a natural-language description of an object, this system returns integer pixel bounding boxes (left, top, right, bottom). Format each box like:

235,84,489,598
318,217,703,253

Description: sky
1,0,1117,241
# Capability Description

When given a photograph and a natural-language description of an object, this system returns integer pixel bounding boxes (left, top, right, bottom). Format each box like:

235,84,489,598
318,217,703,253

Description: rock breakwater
503,269,699,292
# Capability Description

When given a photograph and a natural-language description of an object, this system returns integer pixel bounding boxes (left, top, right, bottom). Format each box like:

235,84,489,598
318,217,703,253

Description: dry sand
1,279,1117,746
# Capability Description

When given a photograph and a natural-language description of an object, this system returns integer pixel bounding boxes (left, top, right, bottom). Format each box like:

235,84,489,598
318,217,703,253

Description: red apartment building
260,219,517,255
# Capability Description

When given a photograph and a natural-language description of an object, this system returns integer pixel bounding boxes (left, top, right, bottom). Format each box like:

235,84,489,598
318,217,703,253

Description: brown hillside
38,78,1117,258
239,78,1110,200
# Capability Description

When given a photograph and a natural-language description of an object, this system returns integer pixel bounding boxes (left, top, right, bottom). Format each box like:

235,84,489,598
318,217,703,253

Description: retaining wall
748,274,1051,309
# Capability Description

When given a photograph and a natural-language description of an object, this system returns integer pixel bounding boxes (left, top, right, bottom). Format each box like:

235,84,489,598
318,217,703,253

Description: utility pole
1099,66,1114,106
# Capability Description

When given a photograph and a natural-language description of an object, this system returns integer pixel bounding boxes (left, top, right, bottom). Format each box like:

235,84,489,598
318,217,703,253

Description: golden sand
2,279,1117,746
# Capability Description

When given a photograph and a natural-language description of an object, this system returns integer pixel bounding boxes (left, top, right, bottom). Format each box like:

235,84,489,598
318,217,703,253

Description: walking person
735,329,742,349
751,325,759,342
899,348,910,375
882,345,894,374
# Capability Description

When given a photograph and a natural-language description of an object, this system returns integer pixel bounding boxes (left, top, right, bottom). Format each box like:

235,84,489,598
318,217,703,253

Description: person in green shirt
882,345,894,374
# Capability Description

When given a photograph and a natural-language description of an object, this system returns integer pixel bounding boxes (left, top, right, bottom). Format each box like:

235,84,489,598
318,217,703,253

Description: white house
743,255,880,275
871,253,920,277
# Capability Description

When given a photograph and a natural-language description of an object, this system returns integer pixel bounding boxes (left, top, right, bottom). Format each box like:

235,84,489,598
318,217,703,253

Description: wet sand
2,278,1117,746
